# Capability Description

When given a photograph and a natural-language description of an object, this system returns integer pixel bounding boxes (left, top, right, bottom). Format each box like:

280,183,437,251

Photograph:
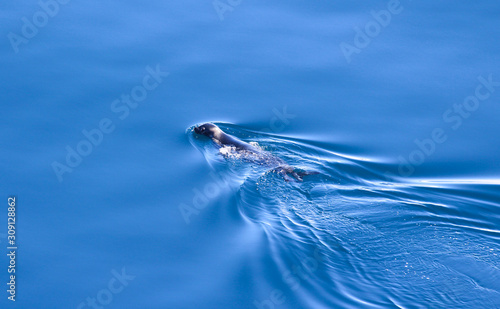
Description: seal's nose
194,126,200,134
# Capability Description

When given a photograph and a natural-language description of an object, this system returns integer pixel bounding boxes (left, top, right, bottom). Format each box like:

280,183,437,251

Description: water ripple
189,123,500,308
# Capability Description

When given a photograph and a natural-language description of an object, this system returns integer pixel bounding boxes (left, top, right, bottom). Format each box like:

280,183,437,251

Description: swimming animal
193,123,317,181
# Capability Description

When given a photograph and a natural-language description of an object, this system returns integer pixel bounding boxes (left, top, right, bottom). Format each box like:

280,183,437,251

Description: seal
194,123,259,152
193,123,318,181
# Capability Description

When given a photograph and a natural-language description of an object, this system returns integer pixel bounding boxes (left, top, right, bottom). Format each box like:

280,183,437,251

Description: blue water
1,1,500,308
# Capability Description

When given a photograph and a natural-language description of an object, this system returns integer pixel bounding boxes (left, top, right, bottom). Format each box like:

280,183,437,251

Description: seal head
194,123,220,138
194,123,257,152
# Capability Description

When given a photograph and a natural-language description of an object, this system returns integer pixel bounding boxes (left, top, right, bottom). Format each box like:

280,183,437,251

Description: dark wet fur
194,123,319,182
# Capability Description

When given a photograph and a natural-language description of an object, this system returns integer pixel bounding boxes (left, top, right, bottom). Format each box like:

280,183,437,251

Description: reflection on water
190,123,500,308
2,1,500,308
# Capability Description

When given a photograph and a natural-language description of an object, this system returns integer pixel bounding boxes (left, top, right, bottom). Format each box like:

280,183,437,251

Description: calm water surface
1,1,499,308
